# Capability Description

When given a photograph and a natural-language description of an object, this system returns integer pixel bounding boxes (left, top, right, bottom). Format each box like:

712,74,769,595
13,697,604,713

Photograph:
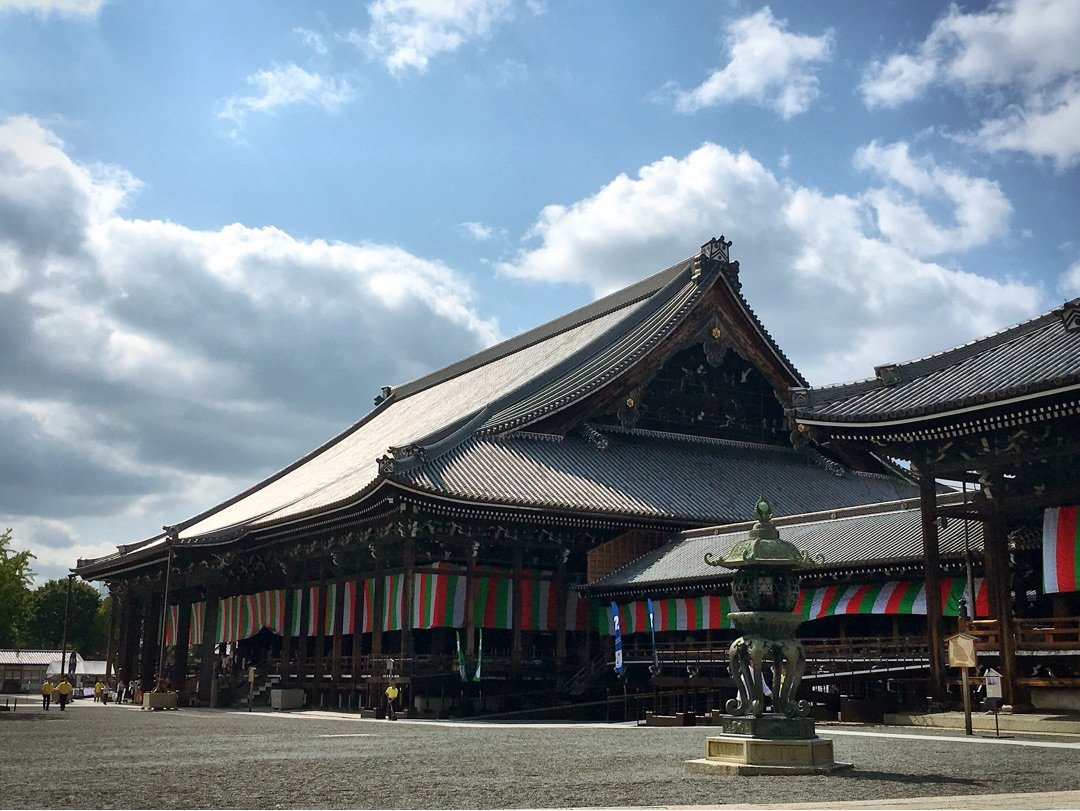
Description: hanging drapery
413,563,467,629
598,595,740,635
341,580,357,636
795,577,987,620
517,574,560,631
323,583,337,637
565,591,590,632
382,573,405,632
361,578,376,633
1044,506,1080,594
471,567,513,629
189,601,204,647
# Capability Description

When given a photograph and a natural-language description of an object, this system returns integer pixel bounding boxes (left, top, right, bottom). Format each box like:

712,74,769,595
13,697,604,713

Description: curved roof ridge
802,297,1076,400
390,258,689,402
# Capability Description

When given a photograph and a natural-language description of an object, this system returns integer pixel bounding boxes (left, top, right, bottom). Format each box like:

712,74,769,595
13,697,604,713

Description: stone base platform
142,691,178,711
688,735,852,776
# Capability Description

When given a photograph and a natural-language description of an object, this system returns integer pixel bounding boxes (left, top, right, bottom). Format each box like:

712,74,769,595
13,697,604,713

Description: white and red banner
1044,506,1080,594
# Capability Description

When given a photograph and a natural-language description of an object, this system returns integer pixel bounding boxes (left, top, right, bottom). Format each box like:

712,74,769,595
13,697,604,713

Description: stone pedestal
142,691,178,711
270,688,305,711
687,716,851,775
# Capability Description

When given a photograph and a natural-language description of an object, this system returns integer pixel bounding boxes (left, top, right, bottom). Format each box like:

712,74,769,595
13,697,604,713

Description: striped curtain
163,604,180,646
1044,506,1080,594
472,569,513,629
342,581,357,635
289,588,304,636
795,577,988,620
565,591,590,632
361,578,377,633
189,601,204,647
413,564,467,629
383,573,406,631
324,583,337,636
518,577,560,631
600,595,739,635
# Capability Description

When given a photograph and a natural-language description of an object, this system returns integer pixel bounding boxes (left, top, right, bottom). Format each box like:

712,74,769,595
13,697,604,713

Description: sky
1,0,1078,586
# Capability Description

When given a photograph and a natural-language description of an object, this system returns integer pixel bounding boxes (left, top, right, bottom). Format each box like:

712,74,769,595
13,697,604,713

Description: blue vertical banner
611,601,625,675
646,598,660,675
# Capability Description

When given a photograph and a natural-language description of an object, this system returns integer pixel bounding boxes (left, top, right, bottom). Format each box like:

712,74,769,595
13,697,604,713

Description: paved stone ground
3,697,1080,809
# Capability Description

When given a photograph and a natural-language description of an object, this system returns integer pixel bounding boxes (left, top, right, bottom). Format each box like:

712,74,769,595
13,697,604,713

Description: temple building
75,238,1080,717
74,238,920,713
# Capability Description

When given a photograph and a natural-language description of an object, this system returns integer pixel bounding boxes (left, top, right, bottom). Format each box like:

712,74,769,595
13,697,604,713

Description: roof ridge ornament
1062,300,1080,333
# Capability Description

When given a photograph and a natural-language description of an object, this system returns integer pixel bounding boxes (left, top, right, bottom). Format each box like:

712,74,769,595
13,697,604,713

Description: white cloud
1061,258,1080,298
860,0,1080,167
354,0,514,75
854,140,1012,256
0,0,103,16
219,63,355,136
294,26,330,56
0,116,498,556
668,7,833,118
499,142,1041,385
461,221,494,240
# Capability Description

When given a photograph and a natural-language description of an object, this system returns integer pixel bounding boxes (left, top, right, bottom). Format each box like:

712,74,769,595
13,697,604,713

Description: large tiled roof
584,495,1020,595
399,430,917,525
0,649,65,666
77,240,913,578
791,298,1080,424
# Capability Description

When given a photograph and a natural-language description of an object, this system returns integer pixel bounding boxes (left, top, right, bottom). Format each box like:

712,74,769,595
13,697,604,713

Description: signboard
247,666,256,684
947,633,977,668
984,668,1003,699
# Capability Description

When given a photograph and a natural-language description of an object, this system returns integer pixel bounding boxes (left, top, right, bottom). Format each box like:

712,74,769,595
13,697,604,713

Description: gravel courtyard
4,699,1080,809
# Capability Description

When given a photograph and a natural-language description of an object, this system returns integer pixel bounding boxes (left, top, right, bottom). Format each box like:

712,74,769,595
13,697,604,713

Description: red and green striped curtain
519,578,558,631
1044,506,1080,594
163,604,180,646
383,573,405,632
565,591,590,632
795,577,988,620
342,580,357,635
289,588,303,636
472,568,513,629
286,587,321,637
189,601,204,646
413,564,467,629
600,595,739,635
324,583,337,636
361,578,376,633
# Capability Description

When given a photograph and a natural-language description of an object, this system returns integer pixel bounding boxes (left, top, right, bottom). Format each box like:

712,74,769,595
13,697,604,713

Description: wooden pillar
172,594,192,693
465,545,477,655
297,581,309,680
138,593,161,691
920,472,947,699
402,538,416,659
314,568,327,692
104,587,120,680
372,567,384,657
331,568,345,683
197,586,219,703
512,546,524,668
352,572,365,685
118,589,139,686
985,511,1024,709
281,587,294,679
555,551,567,668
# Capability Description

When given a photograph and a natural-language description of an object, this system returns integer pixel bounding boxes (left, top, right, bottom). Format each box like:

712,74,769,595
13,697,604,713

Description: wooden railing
963,617,1080,651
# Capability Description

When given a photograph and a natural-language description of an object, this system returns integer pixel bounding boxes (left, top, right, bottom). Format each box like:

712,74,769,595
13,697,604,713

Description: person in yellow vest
41,679,53,711
94,680,104,703
56,676,73,711
384,682,399,721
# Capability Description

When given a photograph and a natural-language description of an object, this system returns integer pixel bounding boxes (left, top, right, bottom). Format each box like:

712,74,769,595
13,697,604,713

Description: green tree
0,528,35,647
24,578,104,656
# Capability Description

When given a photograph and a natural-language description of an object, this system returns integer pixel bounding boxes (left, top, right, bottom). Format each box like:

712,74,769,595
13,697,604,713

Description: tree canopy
0,528,35,647
23,578,106,655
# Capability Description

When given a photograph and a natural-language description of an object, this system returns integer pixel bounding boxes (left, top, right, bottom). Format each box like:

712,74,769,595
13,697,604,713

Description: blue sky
2,0,1078,584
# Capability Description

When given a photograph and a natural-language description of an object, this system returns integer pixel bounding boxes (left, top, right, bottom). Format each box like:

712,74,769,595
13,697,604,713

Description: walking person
41,679,53,711
57,676,72,711
94,680,104,703
384,682,399,721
